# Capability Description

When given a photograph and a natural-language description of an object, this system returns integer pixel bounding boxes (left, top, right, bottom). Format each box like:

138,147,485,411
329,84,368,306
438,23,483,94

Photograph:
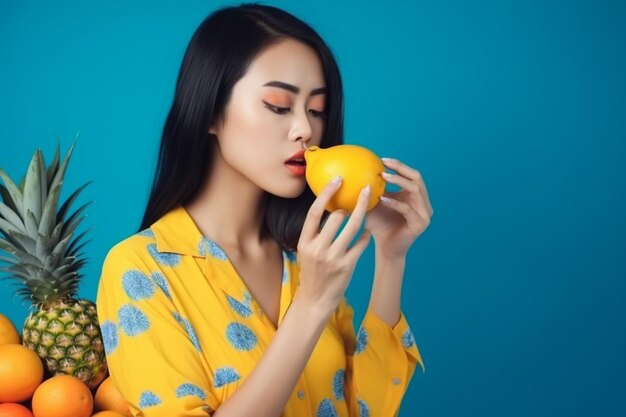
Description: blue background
1,0,625,416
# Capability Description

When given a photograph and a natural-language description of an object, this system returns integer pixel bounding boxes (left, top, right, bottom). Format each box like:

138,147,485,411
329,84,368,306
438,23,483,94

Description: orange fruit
305,144,385,212
32,375,93,417
91,412,128,417
0,403,35,417
0,313,20,345
94,377,131,416
0,343,44,402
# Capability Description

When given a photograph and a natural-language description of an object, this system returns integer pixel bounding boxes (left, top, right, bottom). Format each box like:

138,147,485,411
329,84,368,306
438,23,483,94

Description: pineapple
0,139,107,389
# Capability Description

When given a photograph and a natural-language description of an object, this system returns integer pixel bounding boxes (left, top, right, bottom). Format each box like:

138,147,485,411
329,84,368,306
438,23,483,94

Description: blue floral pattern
355,327,368,354
358,398,371,417
139,390,162,408
147,243,181,267
151,272,172,299
227,294,252,318
175,383,206,401
118,304,150,336
198,237,227,260
214,366,241,388
226,322,258,351
332,369,344,400
173,312,202,352
402,328,416,349
101,320,118,354
122,269,155,301
317,399,338,417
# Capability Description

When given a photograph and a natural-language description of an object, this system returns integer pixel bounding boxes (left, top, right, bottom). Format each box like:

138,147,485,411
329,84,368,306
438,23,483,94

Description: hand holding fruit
365,157,434,262
296,176,372,316
304,144,385,212
303,143,433,263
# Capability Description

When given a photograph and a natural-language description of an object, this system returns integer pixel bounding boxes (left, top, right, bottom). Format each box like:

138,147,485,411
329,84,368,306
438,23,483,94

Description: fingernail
331,176,342,185
381,172,393,179
362,185,371,195
381,157,395,163
380,196,391,204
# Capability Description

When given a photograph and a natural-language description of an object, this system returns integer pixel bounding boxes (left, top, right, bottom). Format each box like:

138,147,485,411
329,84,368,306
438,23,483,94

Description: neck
184,149,267,254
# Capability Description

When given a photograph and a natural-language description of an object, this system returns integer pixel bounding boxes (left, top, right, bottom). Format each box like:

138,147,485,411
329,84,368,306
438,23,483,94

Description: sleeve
96,244,219,416
333,297,425,417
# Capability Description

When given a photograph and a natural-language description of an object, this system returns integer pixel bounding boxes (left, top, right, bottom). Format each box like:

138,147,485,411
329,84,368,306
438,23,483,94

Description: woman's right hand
296,176,372,318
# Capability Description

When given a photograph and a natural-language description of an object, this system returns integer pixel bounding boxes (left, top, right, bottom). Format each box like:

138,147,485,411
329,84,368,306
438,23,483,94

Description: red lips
285,150,306,176
286,150,306,163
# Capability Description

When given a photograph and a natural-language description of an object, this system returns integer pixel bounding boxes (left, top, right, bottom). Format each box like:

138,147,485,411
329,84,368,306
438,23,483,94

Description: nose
288,111,313,145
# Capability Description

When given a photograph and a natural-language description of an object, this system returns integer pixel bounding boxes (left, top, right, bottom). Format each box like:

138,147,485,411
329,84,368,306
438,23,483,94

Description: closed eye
263,102,290,114
309,109,328,119
263,101,327,119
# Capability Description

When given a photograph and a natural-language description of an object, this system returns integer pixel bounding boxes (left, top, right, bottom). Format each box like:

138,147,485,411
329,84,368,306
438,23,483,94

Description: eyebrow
263,80,326,96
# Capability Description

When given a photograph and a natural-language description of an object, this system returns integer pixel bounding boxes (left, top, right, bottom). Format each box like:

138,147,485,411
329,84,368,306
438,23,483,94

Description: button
391,377,402,385
297,390,305,399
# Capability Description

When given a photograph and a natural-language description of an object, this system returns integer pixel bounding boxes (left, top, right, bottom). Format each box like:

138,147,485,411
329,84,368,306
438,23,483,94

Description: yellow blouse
96,205,425,417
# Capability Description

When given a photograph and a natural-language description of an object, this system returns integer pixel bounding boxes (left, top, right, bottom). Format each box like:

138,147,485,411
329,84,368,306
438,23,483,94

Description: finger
408,189,432,219
381,171,420,194
379,195,415,218
331,184,371,253
345,229,372,263
382,163,433,215
301,176,343,241
381,158,422,182
318,210,348,247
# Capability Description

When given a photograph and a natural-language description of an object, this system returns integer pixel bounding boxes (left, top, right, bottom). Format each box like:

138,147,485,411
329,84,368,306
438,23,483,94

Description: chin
267,181,307,199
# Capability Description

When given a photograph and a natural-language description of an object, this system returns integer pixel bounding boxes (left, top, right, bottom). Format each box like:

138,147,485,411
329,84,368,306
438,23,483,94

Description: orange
305,144,385,212
32,375,93,417
94,377,131,416
0,403,35,417
91,412,128,417
0,313,20,345
0,343,44,402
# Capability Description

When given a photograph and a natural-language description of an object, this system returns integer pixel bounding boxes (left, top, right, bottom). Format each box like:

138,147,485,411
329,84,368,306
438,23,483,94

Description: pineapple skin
22,298,108,389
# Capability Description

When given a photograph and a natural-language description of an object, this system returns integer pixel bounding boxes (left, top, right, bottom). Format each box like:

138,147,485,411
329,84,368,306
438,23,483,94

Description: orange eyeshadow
309,95,325,111
263,92,291,107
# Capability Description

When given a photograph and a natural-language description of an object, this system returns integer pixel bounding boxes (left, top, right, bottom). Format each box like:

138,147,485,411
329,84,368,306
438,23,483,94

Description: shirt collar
150,205,205,257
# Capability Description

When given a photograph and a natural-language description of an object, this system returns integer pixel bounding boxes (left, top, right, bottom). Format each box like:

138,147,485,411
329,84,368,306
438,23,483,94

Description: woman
96,4,433,417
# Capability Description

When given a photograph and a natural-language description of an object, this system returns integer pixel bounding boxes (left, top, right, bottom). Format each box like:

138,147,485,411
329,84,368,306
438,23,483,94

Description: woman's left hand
365,158,434,262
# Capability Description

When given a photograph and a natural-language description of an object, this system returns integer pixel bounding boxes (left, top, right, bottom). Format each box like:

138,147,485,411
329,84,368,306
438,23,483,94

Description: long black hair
139,3,344,251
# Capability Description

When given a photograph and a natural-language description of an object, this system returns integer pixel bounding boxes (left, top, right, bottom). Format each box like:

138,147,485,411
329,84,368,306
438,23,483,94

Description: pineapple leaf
46,141,61,187
50,233,73,267
66,228,92,255
0,237,16,253
0,201,26,233
50,221,64,244
0,168,24,218
49,141,76,201
61,202,92,241
35,233,53,262
6,230,36,258
0,217,23,238
51,263,71,279
0,185,20,215
38,146,48,209
3,263,28,274
57,181,92,224
23,149,44,223
0,255,18,265
69,238,92,258
11,248,43,269
0,267,32,281
24,210,39,239
38,181,62,238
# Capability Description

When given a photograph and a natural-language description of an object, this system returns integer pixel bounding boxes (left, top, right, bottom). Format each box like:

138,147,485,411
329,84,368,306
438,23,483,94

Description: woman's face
209,38,327,198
